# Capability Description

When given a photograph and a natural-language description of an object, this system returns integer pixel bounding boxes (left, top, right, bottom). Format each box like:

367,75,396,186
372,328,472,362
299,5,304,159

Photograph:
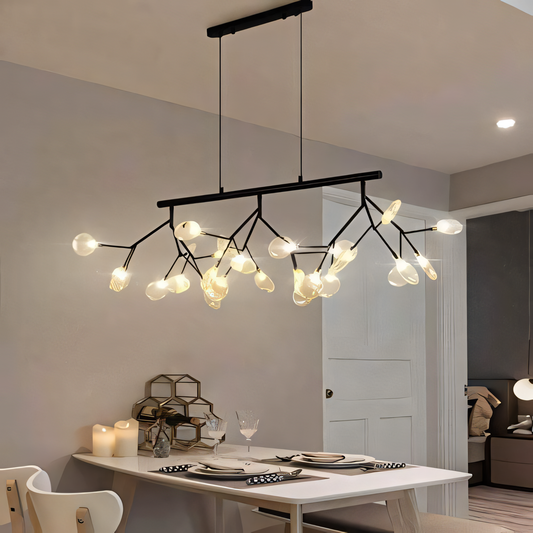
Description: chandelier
72,0,463,309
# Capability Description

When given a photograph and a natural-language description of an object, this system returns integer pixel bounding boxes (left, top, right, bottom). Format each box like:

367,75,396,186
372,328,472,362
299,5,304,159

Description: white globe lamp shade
73,233,98,256
514,379,533,401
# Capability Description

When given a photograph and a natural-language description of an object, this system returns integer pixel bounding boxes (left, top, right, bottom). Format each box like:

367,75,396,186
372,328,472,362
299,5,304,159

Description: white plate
291,454,375,468
188,465,272,480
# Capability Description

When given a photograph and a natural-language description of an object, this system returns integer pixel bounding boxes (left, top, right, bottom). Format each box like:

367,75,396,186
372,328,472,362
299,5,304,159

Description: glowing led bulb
73,233,98,256
166,274,190,294
298,271,323,300
254,270,275,292
416,254,437,280
319,273,341,298
201,266,218,292
230,255,256,274
174,221,202,241
395,258,419,285
381,200,401,224
436,219,463,235
146,280,169,301
109,267,130,292
268,236,297,259
388,267,407,287
497,119,515,129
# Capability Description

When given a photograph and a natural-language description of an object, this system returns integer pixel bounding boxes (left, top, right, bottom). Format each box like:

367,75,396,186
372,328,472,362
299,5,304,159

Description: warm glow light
146,280,168,300
395,258,419,285
174,221,202,241
497,119,515,129
254,270,275,292
293,292,310,307
204,293,221,310
319,273,340,297
381,200,402,224
204,274,229,301
298,271,323,300
110,267,131,292
388,267,408,287
230,254,256,274
268,236,297,259
166,274,190,294
73,233,98,256
329,245,357,274
213,238,238,259
293,269,305,296
416,254,438,280
436,219,463,235
513,379,533,401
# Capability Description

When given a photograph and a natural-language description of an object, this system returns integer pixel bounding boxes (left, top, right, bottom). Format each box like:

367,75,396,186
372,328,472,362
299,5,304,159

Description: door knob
325,389,334,399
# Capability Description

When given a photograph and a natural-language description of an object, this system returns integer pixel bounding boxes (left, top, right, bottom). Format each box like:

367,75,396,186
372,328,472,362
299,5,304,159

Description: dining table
73,444,470,533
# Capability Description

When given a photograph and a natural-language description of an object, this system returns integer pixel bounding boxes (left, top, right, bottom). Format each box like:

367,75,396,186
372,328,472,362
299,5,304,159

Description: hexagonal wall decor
132,374,222,452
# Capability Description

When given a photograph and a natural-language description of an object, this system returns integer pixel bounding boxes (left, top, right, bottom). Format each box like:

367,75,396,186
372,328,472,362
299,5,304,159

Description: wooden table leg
289,504,303,533
112,472,138,533
215,497,225,533
387,489,422,533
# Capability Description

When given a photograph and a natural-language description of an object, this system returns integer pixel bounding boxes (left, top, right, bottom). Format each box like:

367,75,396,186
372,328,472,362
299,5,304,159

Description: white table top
74,444,470,507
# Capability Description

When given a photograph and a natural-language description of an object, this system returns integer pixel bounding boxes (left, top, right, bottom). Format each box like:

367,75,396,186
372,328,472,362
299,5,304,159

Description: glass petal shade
382,200,401,224
204,293,221,310
332,240,355,257
174,221,202,241
204,275,229,302
395,258,419,285
416,254,438,280
166,274,190,294
388,266,408,287
146,280,168,301
436,219,463,235
230,255,256,274
110,267,130,292
268,236,297,259
293,269,305,297
513,379,533,401
254,270,275,292
298,271,323,300
73,233,98,256
319,274,340,297
213,238,238,259
293,291,311,307
329,247,357,274
201,266,218,292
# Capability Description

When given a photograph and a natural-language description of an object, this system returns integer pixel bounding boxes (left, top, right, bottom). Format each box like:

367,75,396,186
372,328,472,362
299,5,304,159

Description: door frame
322,186,468,517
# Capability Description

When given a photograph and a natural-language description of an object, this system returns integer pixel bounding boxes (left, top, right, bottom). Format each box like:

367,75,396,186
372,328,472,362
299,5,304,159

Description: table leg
289,504,303,533
215,496,224,533
386,489,422,533
111,472,138,533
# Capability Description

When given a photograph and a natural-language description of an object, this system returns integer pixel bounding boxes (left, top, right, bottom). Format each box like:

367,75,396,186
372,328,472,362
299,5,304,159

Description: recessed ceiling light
497,119,515,128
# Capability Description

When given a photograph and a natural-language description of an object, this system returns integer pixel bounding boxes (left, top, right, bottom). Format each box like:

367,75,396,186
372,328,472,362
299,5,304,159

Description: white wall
0,60,453,531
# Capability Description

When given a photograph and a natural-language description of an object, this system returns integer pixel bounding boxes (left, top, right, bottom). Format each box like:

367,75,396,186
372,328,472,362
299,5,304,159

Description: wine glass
204,413,227,456
236,410,259,453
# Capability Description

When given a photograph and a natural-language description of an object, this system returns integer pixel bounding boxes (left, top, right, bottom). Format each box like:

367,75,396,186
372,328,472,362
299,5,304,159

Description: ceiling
1,0,532,174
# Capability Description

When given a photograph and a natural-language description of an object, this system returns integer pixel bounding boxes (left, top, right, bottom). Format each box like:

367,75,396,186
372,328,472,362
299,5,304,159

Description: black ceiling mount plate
207,0,313,39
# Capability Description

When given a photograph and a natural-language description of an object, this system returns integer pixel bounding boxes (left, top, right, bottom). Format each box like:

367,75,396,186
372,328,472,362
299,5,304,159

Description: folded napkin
301,453,346,463
199,461,245,472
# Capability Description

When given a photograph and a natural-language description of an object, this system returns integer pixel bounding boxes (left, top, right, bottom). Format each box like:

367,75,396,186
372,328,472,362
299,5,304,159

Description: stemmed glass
204,413,227,457
236,410,259,453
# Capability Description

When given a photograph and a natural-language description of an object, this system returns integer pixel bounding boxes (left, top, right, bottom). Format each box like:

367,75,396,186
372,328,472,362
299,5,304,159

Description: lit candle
114,418,139,457
92,424,115,457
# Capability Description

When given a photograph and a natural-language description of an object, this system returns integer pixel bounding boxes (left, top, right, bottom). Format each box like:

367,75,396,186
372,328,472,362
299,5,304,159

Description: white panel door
323,195,426,467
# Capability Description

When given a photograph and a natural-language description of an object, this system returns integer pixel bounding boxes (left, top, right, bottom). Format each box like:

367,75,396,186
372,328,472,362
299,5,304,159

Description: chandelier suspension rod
157,170,382,208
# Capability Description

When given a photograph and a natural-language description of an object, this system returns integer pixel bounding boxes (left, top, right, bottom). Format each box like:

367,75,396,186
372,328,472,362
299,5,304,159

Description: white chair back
27,471,123,533
1,465,46,531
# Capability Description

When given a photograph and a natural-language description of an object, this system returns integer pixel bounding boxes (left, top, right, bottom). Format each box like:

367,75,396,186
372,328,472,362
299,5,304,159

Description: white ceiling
1,0,532,174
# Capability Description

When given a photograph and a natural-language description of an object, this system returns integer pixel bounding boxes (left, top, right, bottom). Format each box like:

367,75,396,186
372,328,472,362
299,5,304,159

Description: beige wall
0,60,451,532
450,153,533,210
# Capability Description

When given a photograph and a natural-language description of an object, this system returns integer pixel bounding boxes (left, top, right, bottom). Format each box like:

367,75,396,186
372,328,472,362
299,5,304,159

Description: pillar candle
114,418,139,457
92,424,115,457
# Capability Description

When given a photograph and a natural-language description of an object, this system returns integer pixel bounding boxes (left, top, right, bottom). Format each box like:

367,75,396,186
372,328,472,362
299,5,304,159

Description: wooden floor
469,485,533,532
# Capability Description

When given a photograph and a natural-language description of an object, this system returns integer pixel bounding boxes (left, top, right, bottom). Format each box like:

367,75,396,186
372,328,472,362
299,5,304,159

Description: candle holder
132,374,223,452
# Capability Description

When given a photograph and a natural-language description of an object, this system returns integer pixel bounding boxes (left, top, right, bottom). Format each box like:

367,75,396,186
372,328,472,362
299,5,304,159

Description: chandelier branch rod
207,0,312,39
157,171,382,208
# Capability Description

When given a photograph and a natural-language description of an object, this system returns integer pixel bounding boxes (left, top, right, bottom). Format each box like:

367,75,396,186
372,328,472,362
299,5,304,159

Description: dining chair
1,465,46,533
26,470,123,533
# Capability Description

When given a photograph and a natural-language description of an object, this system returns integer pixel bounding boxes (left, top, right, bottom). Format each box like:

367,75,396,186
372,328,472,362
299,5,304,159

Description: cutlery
246,469,303,485
275,455,298,462
159,464,195,473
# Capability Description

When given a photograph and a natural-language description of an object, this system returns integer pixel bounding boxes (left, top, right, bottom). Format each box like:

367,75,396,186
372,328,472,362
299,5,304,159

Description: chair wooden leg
6,480,24,533
76,507,95,533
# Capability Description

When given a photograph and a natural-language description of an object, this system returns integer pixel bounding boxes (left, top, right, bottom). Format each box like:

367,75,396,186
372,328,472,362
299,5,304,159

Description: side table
489,433,533,490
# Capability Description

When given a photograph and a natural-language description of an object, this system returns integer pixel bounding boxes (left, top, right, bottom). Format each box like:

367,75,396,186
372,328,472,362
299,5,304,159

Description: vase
153,431,170,458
